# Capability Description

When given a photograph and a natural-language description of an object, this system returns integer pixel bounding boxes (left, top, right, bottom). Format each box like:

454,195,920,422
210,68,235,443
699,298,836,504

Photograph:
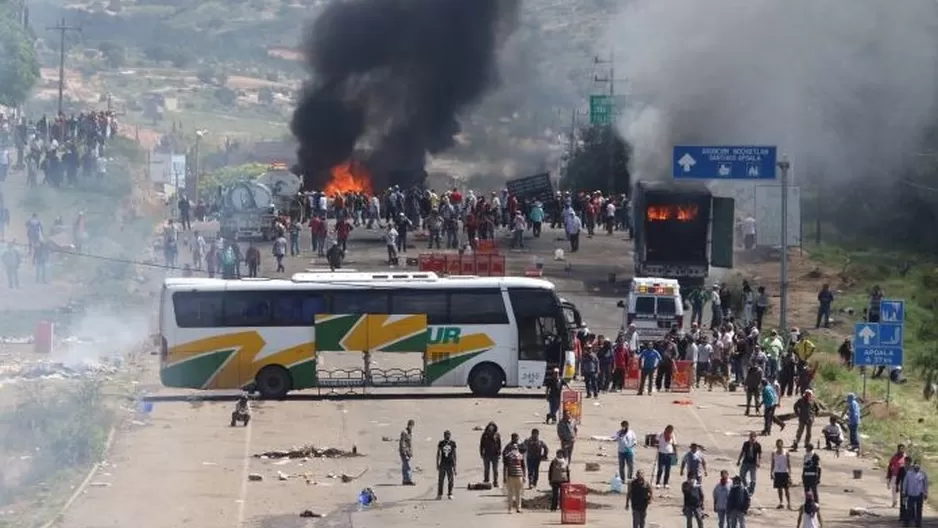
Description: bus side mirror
616,300,625,308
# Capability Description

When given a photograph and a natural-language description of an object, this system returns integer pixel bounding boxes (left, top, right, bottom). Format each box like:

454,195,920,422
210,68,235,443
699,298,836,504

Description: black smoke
290,0,520,191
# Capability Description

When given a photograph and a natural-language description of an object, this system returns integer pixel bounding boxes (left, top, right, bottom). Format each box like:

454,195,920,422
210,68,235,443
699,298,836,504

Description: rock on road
57,227,916,528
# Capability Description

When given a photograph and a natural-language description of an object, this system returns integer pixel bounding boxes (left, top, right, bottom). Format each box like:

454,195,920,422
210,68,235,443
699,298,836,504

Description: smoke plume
291,0,520,191
607,0,938,184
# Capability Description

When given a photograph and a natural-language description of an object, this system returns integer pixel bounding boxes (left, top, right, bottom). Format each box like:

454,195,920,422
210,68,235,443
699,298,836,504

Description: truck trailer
631,180,735,288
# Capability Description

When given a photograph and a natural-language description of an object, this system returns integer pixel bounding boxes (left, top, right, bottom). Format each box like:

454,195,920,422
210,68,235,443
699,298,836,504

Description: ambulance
617,278,684,342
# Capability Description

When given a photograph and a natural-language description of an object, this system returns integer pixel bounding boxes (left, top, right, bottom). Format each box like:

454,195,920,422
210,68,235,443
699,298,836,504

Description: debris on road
849,507,881,517
248,473,263,481
467,482,493,490
584,462,600,472
253,445,363,459
0,357,123,385
299,510,323,518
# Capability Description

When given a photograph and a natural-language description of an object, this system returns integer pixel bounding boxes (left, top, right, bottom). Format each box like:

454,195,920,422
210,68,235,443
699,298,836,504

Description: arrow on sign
858,325,876,345
678,153,696,173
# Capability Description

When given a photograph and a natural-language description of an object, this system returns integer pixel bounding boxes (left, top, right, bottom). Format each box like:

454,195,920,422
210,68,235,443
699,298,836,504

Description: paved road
58,226,916,528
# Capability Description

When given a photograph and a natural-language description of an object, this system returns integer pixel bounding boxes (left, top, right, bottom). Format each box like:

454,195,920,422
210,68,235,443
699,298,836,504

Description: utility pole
778,155,791,340
193,129,208,203
593,51,625,192
46,19,81,116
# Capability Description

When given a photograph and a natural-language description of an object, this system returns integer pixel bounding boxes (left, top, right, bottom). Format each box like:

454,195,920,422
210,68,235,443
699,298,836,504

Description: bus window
173,291,224,328
224,291,273,326
330,291,390,314
508,289,559,318
390,291,449,325
656,297,677,316
448,290,509,325
271,292,326,326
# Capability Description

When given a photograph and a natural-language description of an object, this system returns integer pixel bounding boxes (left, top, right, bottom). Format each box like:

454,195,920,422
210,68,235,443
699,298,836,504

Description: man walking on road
399,419,415,486
713,470,731,528
626,469,653,528
557,410,578,462
436,430,457,500
637,344,661,396
736,432,761,494
901,461,928,528
726,476,751,528
503,444,526,514
479,422,502,487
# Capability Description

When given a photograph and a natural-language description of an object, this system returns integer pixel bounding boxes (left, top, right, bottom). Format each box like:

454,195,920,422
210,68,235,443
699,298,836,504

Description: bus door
508,289,564,388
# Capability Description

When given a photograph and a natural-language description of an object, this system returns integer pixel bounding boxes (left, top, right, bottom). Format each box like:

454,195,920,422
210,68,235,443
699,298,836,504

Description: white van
617,278,684,342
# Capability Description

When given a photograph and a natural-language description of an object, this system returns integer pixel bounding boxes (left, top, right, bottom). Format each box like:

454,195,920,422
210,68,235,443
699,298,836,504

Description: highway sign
589,95,614,125
880,300,904,323
854,299,905,367
672,146,778,180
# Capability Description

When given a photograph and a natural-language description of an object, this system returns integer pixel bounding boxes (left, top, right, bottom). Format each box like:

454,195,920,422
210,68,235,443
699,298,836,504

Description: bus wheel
255,365,292,399
468,363,504,397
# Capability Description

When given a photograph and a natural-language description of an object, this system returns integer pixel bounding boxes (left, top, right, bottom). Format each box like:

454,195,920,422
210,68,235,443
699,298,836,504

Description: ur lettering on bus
428,327,461,344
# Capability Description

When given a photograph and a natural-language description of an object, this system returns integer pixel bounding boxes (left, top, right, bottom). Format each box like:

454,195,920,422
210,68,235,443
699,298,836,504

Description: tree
560,124,632,193
0,5,40,108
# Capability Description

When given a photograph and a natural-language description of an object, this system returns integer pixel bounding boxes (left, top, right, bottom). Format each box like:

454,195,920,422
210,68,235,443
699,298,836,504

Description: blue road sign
673,145,778,180
880,299,904,323
854,299,905,367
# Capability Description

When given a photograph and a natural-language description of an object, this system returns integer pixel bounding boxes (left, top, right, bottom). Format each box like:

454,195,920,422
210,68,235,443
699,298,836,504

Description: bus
158,272,582,398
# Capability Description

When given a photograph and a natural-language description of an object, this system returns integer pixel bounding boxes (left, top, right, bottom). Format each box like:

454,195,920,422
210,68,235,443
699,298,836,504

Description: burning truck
631,180,735,288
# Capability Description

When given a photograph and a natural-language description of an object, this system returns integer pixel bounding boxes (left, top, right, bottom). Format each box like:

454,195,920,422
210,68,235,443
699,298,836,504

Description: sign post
672,146,778,180
853,299,905,405
777,156,791,339
589,95,614,126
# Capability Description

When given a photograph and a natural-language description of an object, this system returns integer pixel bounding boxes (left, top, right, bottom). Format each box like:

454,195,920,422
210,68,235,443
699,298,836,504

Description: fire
324,161,374,197
646,204,700,222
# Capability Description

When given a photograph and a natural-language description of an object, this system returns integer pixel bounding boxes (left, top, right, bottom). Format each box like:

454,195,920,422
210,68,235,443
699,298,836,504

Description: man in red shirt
336,218,352,252
308,216,326,257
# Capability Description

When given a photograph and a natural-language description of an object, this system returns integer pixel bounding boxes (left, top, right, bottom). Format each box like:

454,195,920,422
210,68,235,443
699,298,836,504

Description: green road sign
589,94,614,125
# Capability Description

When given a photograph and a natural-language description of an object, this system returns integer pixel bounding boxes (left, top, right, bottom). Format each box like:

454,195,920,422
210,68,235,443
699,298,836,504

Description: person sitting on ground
821,417,843,451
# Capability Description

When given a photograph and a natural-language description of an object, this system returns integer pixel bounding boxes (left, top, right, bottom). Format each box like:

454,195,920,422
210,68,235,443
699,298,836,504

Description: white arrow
678,153,696,173
858,325,876,346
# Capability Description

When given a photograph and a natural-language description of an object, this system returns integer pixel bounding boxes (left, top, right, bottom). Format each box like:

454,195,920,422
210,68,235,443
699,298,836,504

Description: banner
623,356,641,390
671,360,694,392
561,389,583,424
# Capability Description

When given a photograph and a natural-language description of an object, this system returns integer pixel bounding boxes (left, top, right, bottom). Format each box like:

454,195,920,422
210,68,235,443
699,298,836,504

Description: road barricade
560,483,588,524
671,360,694,392
417,253,506,277
623,356,641,390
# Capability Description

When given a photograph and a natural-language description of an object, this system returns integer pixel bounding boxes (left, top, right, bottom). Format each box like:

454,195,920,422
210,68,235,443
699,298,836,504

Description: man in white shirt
614,420,638,481
696,338,713,388
902,462,928,527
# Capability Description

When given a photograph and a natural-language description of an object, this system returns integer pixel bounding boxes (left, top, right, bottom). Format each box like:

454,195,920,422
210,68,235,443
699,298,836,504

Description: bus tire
468,363,504,397
255,365,292,399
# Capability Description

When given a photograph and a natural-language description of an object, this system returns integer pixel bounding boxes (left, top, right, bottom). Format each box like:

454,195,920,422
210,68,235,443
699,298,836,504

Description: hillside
25,0,613,177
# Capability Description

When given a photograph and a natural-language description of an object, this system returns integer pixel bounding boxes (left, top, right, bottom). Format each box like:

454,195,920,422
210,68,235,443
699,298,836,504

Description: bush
8,380,113,484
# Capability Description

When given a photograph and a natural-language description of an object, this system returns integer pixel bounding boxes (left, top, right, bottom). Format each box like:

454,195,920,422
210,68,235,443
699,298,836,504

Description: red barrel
445,254,461,276
418,253,434,272
560,483,588,524
460,256,477,275
429,253,447,273
475,254,492,276
34,320,54,354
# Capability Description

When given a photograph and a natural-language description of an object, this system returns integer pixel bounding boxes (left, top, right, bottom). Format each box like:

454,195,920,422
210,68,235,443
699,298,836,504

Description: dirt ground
54,226,928,528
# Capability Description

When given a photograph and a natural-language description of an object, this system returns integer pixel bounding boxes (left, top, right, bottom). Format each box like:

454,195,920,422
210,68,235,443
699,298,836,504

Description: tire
255,365,292,399
468,363,505,397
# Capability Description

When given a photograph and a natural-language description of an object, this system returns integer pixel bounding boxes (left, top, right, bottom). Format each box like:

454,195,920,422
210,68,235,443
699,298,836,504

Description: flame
646,204,700,222
324,161,374,197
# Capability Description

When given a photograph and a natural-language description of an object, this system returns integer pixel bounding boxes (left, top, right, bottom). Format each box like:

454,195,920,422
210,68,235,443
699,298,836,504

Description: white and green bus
159,272,582,397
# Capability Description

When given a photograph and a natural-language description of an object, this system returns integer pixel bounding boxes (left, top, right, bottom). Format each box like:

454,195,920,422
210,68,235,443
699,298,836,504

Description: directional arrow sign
678,153,696,173
858,325,876,345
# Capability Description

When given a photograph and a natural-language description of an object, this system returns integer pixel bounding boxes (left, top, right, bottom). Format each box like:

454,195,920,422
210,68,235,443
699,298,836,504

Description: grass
0,380,117,527
800,242,938,504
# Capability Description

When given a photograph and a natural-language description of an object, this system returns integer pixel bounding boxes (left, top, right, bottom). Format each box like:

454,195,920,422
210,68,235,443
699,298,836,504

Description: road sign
589,95,614,125
854,299,905,367
672,146,778,180
880,300,904,323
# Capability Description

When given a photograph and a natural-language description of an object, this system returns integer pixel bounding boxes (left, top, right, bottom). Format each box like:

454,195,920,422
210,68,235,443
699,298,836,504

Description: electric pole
46,19,81,116
593,51,626,192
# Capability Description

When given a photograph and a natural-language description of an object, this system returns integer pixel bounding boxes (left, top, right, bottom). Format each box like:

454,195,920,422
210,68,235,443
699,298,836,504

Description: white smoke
606,0,938,182
55,308,151,365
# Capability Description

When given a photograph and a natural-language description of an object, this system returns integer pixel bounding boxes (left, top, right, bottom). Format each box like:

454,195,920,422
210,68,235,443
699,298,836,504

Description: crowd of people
0,111,116,187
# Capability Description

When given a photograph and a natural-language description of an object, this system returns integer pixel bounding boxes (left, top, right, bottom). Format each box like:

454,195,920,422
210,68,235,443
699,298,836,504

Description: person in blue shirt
846,393,861,451
528,201,545,238
761,379,786,435
637,344,661,396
